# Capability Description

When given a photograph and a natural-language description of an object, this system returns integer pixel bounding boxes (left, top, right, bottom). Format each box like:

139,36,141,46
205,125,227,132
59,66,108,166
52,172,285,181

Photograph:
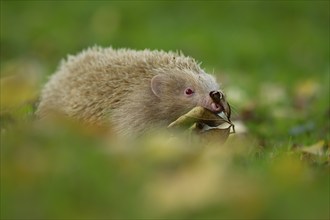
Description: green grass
1,1,329,219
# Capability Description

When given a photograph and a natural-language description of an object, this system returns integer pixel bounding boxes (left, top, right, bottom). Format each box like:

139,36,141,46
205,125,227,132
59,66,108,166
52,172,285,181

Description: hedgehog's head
150,69,231,120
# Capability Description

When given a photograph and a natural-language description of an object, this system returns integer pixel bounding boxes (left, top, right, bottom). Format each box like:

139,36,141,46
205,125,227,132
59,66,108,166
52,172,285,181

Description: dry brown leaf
300,140,327,156
168,106,227,128
197,126,232,144
293,79,320,110
168,106,235,144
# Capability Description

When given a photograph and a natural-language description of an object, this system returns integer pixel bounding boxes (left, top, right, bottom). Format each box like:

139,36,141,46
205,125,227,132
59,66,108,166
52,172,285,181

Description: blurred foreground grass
2,120,329,219
1,1,329,219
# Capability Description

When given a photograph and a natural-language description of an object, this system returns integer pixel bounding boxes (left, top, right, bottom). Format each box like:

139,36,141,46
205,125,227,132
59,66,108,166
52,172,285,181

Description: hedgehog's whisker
228,104,239,117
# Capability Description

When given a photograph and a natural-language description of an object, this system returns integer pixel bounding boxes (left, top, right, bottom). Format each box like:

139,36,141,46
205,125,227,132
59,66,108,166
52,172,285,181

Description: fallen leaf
168,106,227,128
197,126,232,144
168,106,235,144
293,79,320,110
300,140,326,156
259,83,286,106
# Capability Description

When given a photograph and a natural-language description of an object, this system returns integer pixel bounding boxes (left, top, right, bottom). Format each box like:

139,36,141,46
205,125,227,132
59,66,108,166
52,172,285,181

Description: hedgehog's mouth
196,107,235,134
168,106,235,140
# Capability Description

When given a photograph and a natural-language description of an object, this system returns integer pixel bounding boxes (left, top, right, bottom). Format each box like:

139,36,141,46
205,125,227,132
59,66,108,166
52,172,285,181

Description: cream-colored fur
36,46,220,136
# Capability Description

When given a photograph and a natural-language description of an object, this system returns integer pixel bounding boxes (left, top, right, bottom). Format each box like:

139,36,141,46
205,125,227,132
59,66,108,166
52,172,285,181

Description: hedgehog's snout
209,90,231,118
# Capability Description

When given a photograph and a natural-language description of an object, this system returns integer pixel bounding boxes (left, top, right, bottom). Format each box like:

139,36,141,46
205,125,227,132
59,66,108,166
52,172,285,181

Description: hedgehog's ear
151,74,165,97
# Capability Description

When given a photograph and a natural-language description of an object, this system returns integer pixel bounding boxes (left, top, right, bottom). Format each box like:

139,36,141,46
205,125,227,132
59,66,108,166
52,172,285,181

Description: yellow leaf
167,106,226,128
167,106,235,144
300,140,326,156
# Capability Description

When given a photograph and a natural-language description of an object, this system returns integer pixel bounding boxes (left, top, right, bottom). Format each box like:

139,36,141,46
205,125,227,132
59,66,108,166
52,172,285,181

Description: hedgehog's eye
184,88,194,96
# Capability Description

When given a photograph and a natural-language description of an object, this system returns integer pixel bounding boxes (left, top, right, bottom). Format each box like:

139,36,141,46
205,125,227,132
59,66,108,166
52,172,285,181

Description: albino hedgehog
36,47,230,136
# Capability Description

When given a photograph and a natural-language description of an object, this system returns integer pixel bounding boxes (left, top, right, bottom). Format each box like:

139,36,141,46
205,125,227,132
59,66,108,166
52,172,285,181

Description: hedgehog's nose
209,91,222,103
209,90,231,118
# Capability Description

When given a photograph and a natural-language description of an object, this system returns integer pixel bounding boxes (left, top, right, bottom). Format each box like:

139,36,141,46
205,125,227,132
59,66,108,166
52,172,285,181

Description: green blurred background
1,1,329,219
2,1,329,78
